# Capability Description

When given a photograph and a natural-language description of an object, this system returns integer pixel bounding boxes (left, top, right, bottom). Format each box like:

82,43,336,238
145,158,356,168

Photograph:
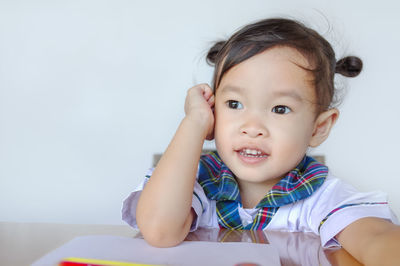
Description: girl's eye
227,100,243,109
272,105,291,114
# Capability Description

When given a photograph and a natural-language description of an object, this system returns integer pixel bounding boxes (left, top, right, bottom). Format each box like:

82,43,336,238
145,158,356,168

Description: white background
1,0,399,225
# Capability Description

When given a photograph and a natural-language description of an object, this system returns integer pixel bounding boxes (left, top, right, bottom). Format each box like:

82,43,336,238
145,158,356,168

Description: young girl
123,18,400,264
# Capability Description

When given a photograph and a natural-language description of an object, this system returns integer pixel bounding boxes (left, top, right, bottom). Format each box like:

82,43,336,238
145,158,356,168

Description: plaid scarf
198,151,328,230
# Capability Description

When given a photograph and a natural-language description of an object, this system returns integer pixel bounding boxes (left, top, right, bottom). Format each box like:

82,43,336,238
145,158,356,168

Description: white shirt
122,169,399,248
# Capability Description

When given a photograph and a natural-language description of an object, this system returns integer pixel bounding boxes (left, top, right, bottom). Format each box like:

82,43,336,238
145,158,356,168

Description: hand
184,83,215,140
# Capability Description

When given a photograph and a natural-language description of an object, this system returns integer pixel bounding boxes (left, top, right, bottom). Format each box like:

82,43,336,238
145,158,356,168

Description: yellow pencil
59,257,162,266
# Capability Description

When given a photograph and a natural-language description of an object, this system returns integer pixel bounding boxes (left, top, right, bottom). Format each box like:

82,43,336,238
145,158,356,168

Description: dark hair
206,18,363,113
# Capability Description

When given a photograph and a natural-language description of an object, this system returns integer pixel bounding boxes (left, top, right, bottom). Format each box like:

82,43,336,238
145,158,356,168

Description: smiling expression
214,46,319,191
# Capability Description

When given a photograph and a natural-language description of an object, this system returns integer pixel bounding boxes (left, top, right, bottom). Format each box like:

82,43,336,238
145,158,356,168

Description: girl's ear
309,108,339,147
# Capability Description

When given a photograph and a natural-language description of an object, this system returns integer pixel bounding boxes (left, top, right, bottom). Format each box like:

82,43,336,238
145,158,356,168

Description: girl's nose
240,117,268,138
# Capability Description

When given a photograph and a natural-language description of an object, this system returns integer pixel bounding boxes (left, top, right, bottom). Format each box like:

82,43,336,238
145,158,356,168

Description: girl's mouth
236,148,269,165
238,148,268,158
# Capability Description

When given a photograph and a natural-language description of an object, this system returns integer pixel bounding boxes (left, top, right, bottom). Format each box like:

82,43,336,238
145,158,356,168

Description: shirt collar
198,152,328,208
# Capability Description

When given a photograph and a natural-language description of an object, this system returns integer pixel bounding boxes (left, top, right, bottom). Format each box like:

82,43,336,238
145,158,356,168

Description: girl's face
214,46,319,190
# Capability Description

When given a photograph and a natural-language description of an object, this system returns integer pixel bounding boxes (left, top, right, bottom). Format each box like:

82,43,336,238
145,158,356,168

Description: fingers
185,84,214,111
198,83,215,108
184,84,215,141
207,94,215,108
201,84,214,101
194,84,215,141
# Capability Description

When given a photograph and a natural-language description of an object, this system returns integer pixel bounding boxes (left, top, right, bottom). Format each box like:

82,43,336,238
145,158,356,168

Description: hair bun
335,56,363,77
206,40,226,66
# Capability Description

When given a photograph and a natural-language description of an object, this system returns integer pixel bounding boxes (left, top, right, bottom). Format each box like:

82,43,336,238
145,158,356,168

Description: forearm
136,116,208,246
360,226,400,266
337,217,400,266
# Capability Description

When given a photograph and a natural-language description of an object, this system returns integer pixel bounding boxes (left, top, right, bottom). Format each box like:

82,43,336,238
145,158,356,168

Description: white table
0,222,361,266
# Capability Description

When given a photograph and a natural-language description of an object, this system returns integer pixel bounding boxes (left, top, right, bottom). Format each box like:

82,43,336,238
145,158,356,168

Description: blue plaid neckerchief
197,151,328,230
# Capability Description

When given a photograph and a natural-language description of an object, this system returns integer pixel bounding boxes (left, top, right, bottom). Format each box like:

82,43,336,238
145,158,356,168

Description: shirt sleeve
121,168,153,228
310,177,399,248
121,167,216,231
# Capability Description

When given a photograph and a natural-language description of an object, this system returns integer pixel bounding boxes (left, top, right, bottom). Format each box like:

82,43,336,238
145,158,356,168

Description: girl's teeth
240,149,267,158
245,149,261,155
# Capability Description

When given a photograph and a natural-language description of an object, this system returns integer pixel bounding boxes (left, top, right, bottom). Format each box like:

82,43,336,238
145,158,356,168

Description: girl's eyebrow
221,85,304,102
219,85,244,94
272,90,304,102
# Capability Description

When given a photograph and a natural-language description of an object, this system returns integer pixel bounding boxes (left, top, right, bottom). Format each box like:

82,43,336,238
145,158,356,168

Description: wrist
182,114,211,138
